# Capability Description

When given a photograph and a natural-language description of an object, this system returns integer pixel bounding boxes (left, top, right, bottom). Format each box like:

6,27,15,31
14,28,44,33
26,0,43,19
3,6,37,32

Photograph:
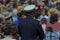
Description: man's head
35,13,40,19
46,27,53,32
24,5,36,18
25,11,35,18
41,18,47,24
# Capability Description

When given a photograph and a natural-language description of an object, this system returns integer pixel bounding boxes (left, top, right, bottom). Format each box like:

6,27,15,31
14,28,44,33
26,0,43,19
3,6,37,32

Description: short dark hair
35,13,40,18
41,18,47,22
46,27,53,32
50,14,58,24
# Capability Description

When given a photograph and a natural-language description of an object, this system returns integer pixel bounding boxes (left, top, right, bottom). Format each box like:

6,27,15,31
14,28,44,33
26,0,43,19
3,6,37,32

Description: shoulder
52,32,58,36
46,23,52,27
32,19,40,23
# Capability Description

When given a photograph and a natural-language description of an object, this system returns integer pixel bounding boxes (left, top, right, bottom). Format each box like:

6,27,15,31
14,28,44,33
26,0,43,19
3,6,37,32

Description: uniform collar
26,16,33,19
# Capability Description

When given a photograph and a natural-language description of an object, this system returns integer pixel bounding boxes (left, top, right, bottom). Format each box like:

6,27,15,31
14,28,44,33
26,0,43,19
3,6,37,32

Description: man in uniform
18,5,44,40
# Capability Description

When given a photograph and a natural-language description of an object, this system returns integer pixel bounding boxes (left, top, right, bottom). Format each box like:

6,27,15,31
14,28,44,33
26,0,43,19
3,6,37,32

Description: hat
24,5,36,12
3,12,12,19
24,5,36,14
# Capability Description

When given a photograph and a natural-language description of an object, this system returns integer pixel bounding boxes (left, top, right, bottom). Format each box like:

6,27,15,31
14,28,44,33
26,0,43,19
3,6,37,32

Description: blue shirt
44,32,59,40
12,14,19,26
40,15,50,23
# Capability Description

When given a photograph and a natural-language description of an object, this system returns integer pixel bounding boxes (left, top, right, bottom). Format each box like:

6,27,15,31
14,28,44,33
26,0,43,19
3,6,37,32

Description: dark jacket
18,16,44,40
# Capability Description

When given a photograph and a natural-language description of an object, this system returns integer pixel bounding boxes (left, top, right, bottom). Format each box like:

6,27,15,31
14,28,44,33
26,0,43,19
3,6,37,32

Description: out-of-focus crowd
0,0,60,40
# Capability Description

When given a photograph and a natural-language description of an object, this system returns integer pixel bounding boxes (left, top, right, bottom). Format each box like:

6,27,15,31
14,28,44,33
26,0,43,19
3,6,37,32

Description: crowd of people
0,0,60,40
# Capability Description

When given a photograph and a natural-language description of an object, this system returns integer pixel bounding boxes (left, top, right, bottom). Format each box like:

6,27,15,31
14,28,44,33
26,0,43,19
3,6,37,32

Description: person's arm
37,23,45,40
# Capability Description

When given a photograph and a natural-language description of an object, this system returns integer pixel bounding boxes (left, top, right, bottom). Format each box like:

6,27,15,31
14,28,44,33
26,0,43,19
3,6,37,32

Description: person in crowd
2,5,7,15
37,0,45,6
40,18,47,33
12,3,18,14
56,31,60,40
44,27,59,40
1,5,12,20
57,0,60,11
40,11,50,23
18,11,27,26
2,0,7,6
0,0,60,40
48,0,57,4
35,13,40,22
47,3,53,8
7,5,13,12
50,13,58,24
7,0,14,7
44,0,49,5
11,4,19,26
47,14,60,32
39,5,44,10
18,3,24,13
18,10,44,40
48,5,58,16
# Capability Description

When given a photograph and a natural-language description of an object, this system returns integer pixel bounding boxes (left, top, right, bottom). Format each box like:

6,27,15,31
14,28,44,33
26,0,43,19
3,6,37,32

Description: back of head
35,13,40,19
50,14,58,24
46,27,53,32
41,18,47,24
24,5,36,15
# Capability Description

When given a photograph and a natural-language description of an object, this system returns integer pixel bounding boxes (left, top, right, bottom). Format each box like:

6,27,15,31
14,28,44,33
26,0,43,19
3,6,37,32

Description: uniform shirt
18,16,44,40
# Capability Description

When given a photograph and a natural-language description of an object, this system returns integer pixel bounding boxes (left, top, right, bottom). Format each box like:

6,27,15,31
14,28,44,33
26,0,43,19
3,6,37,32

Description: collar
26,16,33,19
